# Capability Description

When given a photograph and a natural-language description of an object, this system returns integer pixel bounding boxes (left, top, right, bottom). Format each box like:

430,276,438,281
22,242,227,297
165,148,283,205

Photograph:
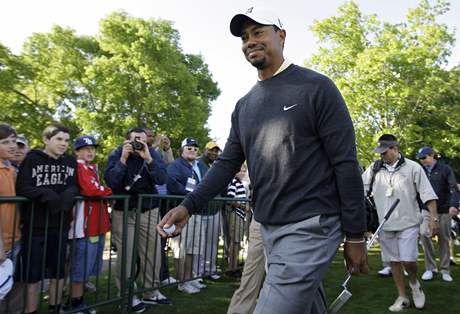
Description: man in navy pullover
158,7,368,313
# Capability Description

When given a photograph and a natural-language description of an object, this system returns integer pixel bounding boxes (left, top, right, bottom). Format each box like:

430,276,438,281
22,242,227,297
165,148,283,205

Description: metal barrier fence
0,195,251,313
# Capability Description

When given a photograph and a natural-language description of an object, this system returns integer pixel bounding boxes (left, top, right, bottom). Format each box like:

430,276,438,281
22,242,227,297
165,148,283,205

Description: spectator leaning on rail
67,136,113,313
104,127,169,313
158,6,368,314
16,124,79,314
362,134,438,312
416,146,460,282
166,138,209,294
0,124,18,308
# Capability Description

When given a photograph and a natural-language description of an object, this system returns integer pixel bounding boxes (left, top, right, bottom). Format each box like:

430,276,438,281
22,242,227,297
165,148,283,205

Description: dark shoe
143,290,173,305
131,297,146,313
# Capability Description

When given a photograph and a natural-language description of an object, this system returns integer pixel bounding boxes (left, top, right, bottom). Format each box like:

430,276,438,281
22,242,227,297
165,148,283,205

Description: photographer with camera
105,127,170,313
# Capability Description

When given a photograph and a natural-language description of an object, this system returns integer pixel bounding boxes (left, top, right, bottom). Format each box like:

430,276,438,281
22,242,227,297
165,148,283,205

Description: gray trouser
227,219,265,314
254,215,342,314
420,211,451,271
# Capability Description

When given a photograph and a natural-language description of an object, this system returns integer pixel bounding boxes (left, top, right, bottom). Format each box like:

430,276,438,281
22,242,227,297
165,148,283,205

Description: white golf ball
163,224,176,235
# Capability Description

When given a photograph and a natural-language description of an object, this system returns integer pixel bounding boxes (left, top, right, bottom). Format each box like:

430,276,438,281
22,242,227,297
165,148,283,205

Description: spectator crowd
0,123,251,314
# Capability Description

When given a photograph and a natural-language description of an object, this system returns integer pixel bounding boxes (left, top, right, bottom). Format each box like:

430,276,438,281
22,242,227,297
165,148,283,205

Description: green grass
76,245,460,314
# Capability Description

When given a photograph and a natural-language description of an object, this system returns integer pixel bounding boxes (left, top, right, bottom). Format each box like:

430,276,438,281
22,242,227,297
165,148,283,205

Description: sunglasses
185,146,198,152
419,156,427,160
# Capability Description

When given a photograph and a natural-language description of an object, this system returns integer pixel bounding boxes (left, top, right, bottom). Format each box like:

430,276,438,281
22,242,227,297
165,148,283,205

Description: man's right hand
156,205,190,238
120,140,134,164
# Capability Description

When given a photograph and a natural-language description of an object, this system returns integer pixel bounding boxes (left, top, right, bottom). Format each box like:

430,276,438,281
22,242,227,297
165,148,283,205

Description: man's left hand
449,207,458,217
343,240,368,275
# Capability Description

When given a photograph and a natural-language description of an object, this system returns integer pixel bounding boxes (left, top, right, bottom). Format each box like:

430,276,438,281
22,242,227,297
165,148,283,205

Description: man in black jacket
417,147,460,282
105,127,169,312
158,6,367,314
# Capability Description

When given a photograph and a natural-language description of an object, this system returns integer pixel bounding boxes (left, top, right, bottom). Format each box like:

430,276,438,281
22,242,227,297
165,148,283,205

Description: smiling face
205,147,220,162
240,21,285,73
0,134,17,162
44,131,70,159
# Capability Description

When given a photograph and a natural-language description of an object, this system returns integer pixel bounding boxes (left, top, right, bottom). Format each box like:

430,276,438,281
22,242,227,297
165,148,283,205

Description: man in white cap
158,7,368,313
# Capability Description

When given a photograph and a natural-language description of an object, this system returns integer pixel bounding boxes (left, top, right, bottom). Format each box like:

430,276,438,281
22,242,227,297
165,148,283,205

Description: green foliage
307,0,460,168
0,11,220,166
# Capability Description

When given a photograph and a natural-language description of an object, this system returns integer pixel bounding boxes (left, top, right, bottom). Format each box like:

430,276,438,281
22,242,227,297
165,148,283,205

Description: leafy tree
0,12,220,164
307,0,460,168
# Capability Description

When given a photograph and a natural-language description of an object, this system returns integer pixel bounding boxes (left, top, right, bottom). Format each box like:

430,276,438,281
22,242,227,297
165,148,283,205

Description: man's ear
279,29,286,49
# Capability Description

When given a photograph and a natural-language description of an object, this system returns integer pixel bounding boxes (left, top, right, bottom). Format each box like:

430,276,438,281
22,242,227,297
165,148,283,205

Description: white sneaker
378,266,392,276
178,282,200,294
441,270,453,282
421,270,434,281
85,281,97,292
210,273,221,280
190,279,207,289
161,276,178,285
409,280,425,309
388,296,410,312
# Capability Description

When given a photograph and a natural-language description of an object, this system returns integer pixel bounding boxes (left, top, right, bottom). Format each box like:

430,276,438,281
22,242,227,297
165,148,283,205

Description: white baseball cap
230,6,283,37
0,259,13,300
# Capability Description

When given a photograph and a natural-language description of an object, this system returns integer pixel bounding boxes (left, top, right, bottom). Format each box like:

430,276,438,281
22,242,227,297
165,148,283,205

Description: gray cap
16,134,28,146
373,140,398,154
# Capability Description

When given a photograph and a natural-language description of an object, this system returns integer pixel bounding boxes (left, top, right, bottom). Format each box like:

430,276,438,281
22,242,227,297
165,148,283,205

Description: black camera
130,138,144,151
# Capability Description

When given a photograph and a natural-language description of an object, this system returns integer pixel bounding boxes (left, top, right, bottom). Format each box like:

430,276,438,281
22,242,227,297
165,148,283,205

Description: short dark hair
125,127,146,139
42,124,70,140
378,134,398,142
0,123,17,140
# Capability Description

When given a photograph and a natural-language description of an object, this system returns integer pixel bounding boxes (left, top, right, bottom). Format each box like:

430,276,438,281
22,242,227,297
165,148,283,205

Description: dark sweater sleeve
166,162,188,195
104,149,127,193
315,77,366,236
446,165,460,209
181,107,246,215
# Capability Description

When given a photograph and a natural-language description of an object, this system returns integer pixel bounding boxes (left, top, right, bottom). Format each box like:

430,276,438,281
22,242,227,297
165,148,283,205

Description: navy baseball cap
416,147,434,159
230,6,283,37
181,138,199,148
74,136,99,150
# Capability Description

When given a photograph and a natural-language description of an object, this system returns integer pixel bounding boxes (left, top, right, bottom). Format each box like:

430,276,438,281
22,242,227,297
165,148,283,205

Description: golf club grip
383,198,400,220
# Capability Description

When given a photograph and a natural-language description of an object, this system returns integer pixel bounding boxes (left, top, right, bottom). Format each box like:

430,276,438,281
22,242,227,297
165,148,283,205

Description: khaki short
170,215,203,258
380,226,419,262
227,210,245,243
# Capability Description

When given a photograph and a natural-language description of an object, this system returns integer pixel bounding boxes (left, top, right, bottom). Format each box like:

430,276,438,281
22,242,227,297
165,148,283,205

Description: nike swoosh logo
283,104,298,111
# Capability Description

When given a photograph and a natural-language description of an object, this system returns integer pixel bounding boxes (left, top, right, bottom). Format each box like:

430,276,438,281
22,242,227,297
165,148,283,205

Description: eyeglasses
419,156,427,160
185,147,198,152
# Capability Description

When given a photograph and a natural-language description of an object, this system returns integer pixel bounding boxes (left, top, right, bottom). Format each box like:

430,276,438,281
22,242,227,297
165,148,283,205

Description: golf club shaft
341,198,400,288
